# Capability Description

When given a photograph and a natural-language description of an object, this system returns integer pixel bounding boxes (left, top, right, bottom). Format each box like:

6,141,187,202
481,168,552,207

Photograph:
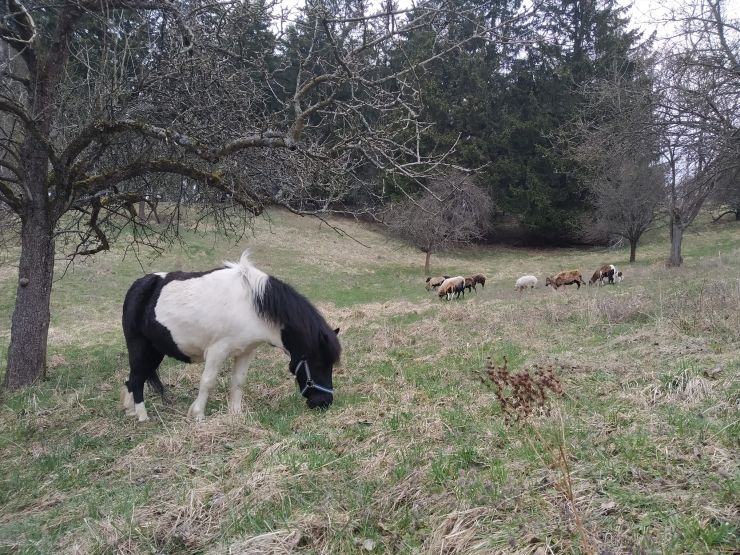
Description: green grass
0,209,739,554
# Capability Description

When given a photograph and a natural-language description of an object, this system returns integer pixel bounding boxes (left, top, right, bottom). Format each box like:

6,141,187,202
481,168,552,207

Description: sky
624,0,696,38
330,0,736,37
275,0,739,44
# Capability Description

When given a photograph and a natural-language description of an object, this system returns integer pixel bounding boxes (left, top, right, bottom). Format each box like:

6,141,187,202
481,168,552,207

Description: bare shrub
479,357,563,422
382,171,493,273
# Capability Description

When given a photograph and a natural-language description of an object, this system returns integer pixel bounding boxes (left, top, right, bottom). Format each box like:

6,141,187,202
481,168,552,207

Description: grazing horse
121,251,341,422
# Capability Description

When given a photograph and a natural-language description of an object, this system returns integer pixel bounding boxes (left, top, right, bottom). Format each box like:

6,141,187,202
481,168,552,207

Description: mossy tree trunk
4,142,57,388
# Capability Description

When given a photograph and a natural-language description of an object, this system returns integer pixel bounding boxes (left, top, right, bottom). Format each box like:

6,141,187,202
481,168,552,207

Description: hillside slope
0,211,738,553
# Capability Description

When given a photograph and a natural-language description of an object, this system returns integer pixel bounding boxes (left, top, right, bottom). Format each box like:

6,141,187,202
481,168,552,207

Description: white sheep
515,275,538,291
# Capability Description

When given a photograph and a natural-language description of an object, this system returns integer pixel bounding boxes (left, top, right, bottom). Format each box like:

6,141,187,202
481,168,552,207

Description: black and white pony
121,251,341,421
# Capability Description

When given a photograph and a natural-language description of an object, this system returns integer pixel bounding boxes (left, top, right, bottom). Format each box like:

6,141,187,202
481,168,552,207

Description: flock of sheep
426,264,624,300
425,274,487,300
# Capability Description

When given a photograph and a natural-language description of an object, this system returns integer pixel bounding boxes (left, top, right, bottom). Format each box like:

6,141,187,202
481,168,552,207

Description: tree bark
669,224,684,267
424,251,431,275
629,239,637,263
4,209,56,388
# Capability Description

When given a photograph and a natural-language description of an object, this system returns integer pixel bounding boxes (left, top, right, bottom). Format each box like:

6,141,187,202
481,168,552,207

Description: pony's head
254,273,342,410
286,327,341,410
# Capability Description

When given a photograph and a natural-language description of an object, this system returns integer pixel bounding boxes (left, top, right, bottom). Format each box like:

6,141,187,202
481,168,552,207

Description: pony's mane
224,250,267,297
228,250,338,364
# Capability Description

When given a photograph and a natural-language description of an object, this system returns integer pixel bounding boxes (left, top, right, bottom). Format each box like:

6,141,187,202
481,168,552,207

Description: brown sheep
545,270,585,289
425,276,449,291
470,273,486,288
438,276,465,300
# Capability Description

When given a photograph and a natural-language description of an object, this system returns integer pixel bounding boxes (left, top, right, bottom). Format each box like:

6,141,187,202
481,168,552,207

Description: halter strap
295,360,334,396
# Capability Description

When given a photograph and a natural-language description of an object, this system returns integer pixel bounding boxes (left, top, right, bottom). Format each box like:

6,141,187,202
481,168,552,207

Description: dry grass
208,529,301,554
1,210,738,553
424,507,496,554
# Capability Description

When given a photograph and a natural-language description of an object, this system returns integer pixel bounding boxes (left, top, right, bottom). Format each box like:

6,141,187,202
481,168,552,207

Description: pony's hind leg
188,347,229,421
229,349,257,415
124,336,165,422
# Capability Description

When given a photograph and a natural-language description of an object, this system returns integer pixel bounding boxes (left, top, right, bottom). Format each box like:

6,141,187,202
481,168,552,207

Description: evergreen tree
388,0,642,242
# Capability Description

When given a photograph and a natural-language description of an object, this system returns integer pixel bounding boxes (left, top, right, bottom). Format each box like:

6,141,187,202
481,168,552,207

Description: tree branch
0,179,21,211
62,120,295,168
72,159,263,213
0,0,38,71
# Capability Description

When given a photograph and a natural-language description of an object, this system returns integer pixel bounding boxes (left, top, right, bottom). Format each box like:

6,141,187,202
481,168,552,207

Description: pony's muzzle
306,391,333,410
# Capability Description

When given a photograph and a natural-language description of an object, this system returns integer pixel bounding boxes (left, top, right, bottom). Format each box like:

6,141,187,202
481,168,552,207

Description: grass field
0,210,738,554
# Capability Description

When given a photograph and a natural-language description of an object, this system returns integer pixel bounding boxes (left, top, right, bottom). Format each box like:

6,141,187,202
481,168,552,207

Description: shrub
480,356,563,422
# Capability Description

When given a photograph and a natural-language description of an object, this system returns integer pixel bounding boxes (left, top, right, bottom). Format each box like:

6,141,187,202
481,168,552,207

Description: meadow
0,210,738,554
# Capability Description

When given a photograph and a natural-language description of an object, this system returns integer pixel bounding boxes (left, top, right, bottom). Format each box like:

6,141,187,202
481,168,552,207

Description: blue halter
295,360,334,396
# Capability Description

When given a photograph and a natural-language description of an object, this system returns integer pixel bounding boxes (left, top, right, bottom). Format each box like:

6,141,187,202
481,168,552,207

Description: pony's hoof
134,402,149,422
121,388,135,412
125,409,137,417
188,404,205,422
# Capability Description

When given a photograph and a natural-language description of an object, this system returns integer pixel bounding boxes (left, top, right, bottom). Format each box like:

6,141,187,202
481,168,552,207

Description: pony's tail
147,370,166,400
124,371,165,402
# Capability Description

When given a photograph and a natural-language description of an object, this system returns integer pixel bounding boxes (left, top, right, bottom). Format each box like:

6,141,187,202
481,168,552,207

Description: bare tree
0,0,531,388
656,0,740,265
383,172,493,274
564,59,664,262
586,159,664,262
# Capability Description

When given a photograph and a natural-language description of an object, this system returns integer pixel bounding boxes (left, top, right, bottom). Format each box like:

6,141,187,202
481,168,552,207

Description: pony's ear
333,327,340,335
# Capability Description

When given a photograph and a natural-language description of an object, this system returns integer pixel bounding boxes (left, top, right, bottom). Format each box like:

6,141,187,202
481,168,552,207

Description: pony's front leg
229,349,257,415
188,349,228,422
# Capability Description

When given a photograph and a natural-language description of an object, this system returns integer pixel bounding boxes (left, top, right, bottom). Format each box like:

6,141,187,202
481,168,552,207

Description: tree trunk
629,239,637,263
669,224,684,267
2,8,76,389
424,251,431,275
4,210,56,388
